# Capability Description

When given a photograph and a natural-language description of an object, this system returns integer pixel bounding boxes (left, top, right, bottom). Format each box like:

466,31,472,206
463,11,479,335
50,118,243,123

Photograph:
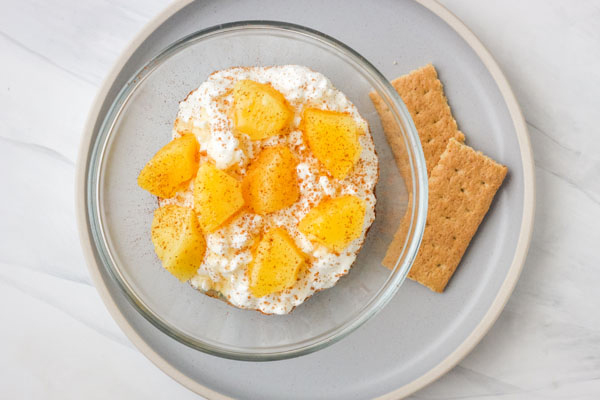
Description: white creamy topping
171,65,378,314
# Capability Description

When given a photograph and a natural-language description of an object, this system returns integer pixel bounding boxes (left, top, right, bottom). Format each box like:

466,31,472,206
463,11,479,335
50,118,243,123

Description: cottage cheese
164,65,378,314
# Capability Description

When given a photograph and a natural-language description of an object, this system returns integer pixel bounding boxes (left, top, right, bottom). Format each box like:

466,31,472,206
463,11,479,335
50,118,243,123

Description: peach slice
233,79,294,140
138,134,199,198
248,227,305,297
242,145,299,215
151,204,206,282
193,163,245,232
300,108,363,179
298,195,366,253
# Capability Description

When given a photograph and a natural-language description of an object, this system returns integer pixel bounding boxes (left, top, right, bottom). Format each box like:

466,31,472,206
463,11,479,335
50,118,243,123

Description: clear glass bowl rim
87,20,428,361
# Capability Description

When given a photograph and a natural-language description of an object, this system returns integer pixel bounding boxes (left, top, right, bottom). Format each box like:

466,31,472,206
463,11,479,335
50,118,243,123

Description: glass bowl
86,21,427,361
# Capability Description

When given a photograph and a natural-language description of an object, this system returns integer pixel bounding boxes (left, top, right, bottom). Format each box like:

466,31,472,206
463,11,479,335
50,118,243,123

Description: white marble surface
1,0,599,398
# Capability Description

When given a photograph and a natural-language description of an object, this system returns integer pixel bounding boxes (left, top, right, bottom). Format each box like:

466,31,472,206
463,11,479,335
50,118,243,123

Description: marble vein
0,136,75,166
526,121,600,206
0,263,130,349
104,0,151,22
412,365,524,400
0,32,96,161
0,258,91,287
0,29,97,86
0,140,90,286
526,120,580,156
536,165,600,207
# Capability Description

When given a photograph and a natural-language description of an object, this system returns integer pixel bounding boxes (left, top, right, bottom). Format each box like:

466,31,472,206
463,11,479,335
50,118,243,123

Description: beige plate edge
74,0,536,398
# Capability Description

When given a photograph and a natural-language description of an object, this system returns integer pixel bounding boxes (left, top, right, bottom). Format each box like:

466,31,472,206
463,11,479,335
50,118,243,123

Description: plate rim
75,0,535,398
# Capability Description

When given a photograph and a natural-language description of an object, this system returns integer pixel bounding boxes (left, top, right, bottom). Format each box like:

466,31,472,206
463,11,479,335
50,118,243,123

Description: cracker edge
406,138,507,292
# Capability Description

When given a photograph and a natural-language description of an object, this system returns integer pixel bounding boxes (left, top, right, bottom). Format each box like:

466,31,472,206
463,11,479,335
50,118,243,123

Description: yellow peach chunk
137,134,199,198
242,145,299,215
233,79,294,140
248,228,305,298
298,195,366,253
300,108,363,179
151,205,206,282
193,163,245,232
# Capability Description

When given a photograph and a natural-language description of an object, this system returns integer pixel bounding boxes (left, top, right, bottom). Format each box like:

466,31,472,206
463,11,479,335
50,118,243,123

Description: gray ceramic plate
76,0,535,398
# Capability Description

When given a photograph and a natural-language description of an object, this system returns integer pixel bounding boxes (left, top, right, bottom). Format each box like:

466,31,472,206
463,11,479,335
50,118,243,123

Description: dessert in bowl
139,66,378,315
87,22,427,360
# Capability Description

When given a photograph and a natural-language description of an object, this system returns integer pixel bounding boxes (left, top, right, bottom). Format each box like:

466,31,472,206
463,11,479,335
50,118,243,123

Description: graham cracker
403,138,507,292
373,65,507,291
369,64,465,177
372,64,466,273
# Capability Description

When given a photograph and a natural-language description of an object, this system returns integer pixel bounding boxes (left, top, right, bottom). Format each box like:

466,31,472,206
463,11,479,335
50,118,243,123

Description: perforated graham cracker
405,138,506,292
370,64,465,177
373,64,466,271
373,65,507,292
